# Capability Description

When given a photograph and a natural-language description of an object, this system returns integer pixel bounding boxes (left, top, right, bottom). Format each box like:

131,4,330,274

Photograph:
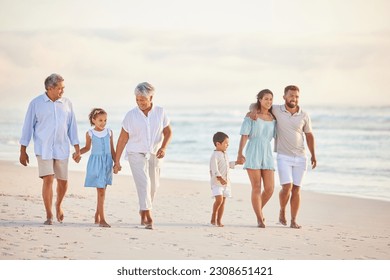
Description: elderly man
114,82,172,230
19,73,80,225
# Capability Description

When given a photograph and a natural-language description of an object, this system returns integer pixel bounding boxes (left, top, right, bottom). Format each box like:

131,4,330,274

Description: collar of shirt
136,103,155,116
281,104,301,116
43,93,63,103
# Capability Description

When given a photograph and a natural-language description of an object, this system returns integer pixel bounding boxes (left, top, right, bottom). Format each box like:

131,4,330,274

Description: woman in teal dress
237,89,276,228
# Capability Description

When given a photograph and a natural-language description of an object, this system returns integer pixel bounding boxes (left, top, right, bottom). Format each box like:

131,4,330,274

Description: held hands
236,154,246,165
113,163,122,174
72,152,81,163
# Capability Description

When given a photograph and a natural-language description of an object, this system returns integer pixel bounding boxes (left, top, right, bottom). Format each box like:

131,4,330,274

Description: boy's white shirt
209,150,235,187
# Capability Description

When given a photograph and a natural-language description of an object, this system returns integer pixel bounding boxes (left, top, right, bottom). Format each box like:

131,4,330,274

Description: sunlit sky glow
1,0,389,110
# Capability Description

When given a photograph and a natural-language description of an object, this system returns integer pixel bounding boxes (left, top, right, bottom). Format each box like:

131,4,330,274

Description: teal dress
84,129,113,188
240,117,276,170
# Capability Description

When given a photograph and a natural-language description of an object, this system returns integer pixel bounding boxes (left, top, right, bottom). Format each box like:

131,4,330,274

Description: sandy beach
0,159,389,260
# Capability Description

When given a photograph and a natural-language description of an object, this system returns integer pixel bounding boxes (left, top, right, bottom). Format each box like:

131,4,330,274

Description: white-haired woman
114,82,172,229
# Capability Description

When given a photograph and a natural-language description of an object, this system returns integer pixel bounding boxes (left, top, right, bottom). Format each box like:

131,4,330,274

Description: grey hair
134,82,155,97
44,73,64,90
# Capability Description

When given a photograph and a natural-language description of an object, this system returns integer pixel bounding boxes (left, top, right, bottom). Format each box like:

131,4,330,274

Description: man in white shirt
19,73,80,225
114,82,172,230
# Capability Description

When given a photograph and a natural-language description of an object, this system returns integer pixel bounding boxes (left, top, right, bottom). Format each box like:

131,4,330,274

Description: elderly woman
114,82,172,229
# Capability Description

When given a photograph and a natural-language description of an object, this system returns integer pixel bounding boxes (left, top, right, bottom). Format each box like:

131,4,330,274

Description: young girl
77,108,116,227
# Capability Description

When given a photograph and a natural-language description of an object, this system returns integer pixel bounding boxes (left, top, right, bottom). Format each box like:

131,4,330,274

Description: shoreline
6,155,390,203
1,160,390,260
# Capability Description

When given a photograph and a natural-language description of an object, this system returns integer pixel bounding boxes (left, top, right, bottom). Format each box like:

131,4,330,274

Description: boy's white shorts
211,185,232,198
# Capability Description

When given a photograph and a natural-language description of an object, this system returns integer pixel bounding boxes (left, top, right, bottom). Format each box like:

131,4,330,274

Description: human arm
305,132,317,169
72,144,81,163
19,101,35,166
72,132,89,162
110,130,116,162
210,153,227,185
217,176,227,185
68,101,80,161
113,128,129,174
79,132,91,155
72,132,88,162
237,135,248,164
156,125,172,159
249,102,258,120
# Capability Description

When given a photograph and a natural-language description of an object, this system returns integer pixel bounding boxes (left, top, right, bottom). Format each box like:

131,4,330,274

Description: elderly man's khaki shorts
37,156,68,180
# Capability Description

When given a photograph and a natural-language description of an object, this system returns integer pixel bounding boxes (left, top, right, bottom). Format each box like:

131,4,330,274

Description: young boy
209,132,239,227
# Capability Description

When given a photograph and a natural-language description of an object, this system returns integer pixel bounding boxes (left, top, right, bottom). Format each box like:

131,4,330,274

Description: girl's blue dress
240,117,276,170
84,128,113,188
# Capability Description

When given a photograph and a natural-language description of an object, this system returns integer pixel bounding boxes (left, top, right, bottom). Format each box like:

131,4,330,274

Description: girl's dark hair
256,89,275,119
88,108,107,126
213,131,229,146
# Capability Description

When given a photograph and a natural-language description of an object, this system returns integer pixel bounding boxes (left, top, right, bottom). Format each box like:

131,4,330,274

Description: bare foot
56,203,64,223
145,223,153,230
140,217,148,226
210,219,216,226
44,219,53,225
279,210,287,226
140,211,148,225
257,222,266,228
99,221,111,228
290,220,302,229
216,222,224,227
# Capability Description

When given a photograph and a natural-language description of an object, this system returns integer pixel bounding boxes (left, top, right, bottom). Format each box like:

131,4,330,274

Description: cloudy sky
1,0,389,110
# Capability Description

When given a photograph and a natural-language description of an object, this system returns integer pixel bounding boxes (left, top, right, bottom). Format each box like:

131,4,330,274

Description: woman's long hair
256,89,276,120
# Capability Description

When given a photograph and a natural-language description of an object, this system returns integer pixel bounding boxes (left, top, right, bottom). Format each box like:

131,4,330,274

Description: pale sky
1,0,389,109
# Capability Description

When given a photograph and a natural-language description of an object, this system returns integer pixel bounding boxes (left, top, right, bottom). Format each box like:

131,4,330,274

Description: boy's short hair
213,131,229,146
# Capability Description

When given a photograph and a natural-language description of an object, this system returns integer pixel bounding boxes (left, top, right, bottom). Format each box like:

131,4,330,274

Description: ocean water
1,105,389,202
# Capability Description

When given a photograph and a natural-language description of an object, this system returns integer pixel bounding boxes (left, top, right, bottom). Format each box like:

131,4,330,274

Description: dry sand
1,160,390,260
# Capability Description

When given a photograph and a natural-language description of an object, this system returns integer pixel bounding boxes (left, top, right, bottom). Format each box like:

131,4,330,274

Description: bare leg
211,195,225,227
97,188,110,227
94,190,100,224
95,211,100,224
279,183,292,226
42,175,54,225
247,169,265,227
216,197,226,227
290,185,302,229
149,155,160,203
261,170,274,209
55,179,68,223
